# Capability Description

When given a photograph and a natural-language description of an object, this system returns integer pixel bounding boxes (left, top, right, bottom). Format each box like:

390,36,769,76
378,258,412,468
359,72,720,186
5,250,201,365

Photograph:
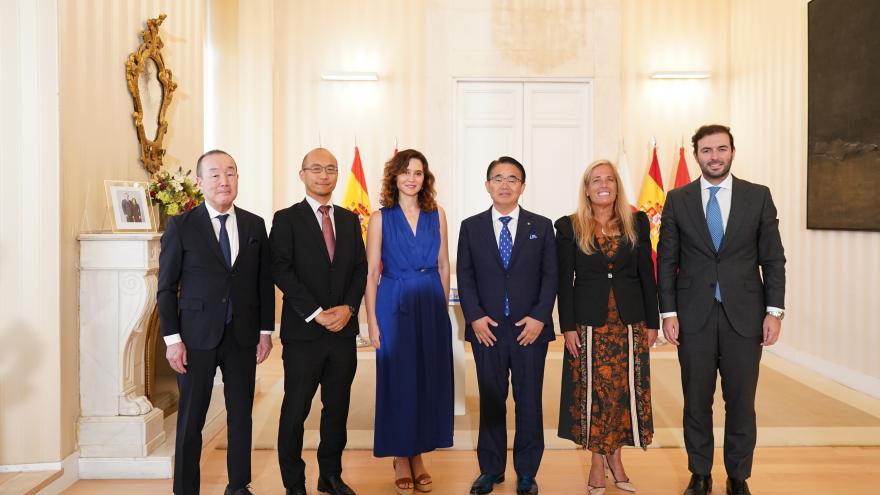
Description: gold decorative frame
125,15,177,174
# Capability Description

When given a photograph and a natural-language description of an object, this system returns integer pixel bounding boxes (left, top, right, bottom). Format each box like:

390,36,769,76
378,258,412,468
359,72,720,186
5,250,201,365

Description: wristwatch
347,304,357,316
766,309,785,320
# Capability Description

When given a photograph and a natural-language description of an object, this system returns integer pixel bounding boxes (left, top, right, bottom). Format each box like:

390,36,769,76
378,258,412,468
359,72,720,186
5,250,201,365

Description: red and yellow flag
341,146,372,244
637,146,666,274
673,145,691,189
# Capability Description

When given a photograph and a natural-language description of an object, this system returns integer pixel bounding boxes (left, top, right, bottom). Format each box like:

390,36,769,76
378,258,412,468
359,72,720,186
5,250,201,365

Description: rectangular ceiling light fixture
321,71,379,81
650,71,710,79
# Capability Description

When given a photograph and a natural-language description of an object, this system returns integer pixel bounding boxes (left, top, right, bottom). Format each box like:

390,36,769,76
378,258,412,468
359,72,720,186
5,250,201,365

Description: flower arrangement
148,167,203,216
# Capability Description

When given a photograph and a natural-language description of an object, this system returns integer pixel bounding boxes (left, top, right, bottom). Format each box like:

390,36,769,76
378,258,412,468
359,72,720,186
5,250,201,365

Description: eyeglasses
302,165,339,175
489,175,523,185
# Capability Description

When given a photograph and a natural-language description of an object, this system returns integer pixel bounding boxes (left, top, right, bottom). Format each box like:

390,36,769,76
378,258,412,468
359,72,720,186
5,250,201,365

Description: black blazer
157,203,274,350
555,211,659,331
270,200,368,343
657,176,786,336
456,207,558,344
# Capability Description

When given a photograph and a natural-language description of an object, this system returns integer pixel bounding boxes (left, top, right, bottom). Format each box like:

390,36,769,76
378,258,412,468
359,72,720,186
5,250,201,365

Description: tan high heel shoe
392,457,414,494
410,456,433,492
603,455,636,493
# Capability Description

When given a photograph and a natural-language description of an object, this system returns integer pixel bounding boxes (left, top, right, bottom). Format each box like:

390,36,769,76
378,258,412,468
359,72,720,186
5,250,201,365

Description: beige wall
620,0,730,187
1,0,207,466
272,0,428,211
0,0,61,465
729,0,879,389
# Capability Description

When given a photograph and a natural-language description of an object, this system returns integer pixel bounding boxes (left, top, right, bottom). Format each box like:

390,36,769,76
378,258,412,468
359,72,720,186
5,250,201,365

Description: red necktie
318,205,335,262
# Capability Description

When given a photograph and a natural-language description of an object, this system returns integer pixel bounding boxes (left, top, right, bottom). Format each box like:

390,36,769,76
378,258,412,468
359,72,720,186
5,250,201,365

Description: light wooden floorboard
61,445,879,494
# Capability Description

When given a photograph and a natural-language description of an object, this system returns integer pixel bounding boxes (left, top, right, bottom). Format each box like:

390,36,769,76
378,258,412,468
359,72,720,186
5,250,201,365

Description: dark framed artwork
807,0,880,231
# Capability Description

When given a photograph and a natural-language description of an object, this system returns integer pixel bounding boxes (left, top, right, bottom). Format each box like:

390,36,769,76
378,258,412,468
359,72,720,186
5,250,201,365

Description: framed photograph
104,180,156,232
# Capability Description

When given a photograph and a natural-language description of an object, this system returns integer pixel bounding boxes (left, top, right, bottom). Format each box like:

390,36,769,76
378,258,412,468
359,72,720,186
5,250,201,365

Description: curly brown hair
379,149,438,212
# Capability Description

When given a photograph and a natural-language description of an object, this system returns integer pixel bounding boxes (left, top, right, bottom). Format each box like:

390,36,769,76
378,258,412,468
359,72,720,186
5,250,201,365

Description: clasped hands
315,305,354,332
472,315,544,347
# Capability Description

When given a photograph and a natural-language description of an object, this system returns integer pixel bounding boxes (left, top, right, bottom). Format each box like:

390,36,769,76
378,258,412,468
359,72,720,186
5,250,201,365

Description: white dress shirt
660,175,782,320
491,205,520,248
303,195,336,323
164,203,273,346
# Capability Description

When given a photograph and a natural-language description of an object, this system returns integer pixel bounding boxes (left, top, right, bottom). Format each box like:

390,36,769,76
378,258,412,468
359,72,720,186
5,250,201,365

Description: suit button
608,273,613,279
420,268,425,272
221,298,227,303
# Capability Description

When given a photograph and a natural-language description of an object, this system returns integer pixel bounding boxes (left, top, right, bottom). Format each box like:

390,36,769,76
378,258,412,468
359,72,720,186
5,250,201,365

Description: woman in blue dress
365,149,454,494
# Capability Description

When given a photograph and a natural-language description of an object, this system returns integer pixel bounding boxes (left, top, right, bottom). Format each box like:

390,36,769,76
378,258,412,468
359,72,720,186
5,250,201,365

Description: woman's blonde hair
570,159,638,255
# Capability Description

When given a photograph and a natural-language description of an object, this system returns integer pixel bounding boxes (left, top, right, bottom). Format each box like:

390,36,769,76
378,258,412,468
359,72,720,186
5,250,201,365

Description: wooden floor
62,444,879,494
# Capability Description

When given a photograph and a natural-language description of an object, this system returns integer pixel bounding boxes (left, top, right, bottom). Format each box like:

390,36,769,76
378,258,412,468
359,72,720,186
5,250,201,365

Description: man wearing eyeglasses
457,156,558,495
270,148,368,495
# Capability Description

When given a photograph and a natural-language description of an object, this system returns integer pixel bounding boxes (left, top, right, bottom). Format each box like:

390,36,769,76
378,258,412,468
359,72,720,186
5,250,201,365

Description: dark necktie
706,187,723,301
499,216,513,316
318,205,336,262
217,214,233,323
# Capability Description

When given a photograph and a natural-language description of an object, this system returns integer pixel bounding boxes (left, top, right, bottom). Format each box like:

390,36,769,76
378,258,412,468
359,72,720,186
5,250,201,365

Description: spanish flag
637,145,666,274
341,146,372,244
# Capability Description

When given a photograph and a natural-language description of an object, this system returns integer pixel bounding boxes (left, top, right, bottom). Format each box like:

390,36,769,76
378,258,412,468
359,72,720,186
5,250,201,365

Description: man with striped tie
158,150,275,495
658,125,786,495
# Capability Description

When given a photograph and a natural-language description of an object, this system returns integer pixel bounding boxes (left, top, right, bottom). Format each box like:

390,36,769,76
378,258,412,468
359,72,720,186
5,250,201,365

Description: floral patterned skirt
557,289,653,453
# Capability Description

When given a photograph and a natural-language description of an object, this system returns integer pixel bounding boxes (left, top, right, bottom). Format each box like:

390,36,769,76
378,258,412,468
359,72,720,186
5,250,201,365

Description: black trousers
678,301,762,480
472,322,548,479
174,324,257,495
278,334,357,488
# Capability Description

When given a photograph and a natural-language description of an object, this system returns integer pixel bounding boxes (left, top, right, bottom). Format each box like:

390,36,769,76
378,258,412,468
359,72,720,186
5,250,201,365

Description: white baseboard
768,343,880,399
0,462,62,473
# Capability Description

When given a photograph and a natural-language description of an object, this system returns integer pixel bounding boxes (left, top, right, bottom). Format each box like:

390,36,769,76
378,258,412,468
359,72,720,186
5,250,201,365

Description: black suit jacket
657,176,786,336
555,211,659,331
157,203,274,350
270,200,368,343
456,207,558,344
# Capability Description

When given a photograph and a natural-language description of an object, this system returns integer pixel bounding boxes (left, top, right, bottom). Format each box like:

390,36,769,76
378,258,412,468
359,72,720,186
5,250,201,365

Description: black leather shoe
470,473,505,495
317,475,356,495
726,478,751,495
224,486,254,495
286,482,307,495
684,474,712,495
516,476,538,495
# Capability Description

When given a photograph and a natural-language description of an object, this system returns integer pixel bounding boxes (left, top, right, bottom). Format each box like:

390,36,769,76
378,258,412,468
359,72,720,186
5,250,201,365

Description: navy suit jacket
157,203,274,350
456,207,558,344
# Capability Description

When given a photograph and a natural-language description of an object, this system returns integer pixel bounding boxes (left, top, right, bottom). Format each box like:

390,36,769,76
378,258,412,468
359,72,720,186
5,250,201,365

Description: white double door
453,80,594,250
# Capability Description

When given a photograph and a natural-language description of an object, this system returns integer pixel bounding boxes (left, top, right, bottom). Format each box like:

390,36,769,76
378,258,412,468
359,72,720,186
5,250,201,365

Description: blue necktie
217,214,233,323
706,187,723,301
499,216,513,316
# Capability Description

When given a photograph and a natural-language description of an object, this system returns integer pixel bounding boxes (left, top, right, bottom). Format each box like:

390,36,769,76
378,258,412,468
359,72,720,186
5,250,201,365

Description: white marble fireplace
77,233,226,479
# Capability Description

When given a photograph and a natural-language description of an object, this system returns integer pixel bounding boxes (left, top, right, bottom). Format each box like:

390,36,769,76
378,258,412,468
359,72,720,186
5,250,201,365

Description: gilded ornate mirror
126,15,177,174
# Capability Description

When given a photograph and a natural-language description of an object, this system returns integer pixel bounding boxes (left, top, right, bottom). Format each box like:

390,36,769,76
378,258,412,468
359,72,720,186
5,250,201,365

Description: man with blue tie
158,150,275,495
658,125,786,495
457,156,558,495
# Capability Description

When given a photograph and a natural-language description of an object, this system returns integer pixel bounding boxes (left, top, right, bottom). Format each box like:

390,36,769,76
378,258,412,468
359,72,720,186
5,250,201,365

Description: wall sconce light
650,71,710,80
321,71,379,81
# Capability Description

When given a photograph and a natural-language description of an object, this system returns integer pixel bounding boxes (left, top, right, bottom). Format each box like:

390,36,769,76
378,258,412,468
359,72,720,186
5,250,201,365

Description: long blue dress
373,205,454,457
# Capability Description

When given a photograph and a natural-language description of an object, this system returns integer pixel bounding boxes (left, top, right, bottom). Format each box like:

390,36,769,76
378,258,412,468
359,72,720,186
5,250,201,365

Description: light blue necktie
217,214,233,323
499,216,513,316
706,187,723,301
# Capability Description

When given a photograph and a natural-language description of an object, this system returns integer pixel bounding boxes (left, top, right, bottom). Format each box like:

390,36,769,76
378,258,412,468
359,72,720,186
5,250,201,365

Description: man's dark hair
691,124,735,152
486,156,526,183
196,149,236,177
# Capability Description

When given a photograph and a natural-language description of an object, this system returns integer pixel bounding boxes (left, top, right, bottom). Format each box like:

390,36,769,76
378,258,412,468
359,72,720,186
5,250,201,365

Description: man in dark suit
271,148,367,495
658,125,786,495
158,150,275,495
457,157,558,495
